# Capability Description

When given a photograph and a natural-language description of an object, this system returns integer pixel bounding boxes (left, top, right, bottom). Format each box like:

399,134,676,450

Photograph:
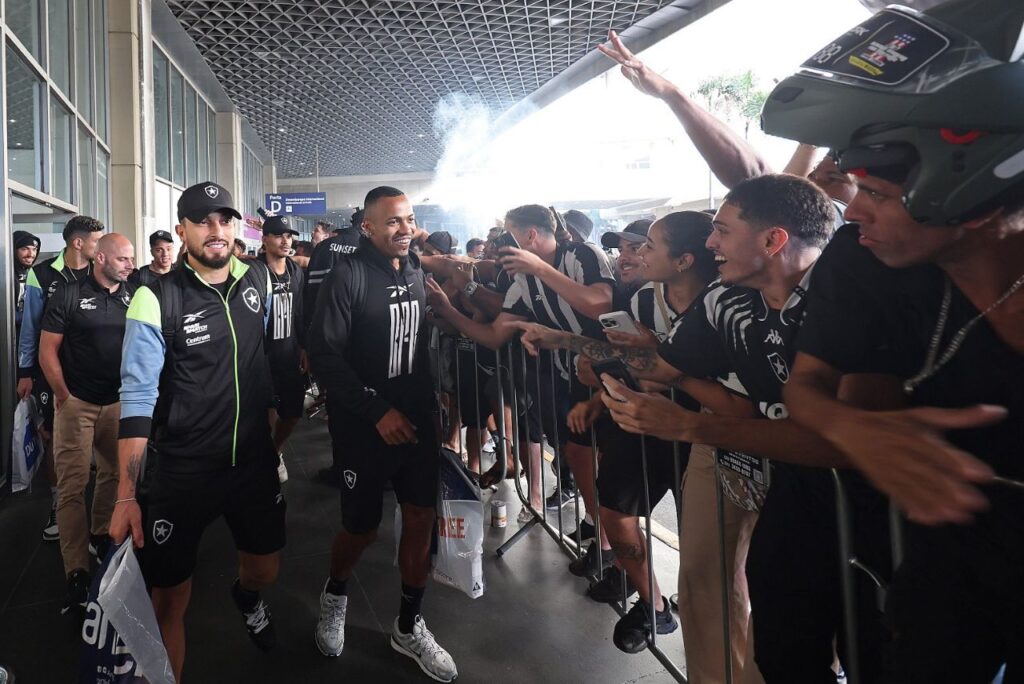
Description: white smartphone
598,311,642,336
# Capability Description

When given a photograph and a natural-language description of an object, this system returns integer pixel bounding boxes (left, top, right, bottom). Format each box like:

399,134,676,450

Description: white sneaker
391,616,458,682
277,454,289,483
315,583,347,657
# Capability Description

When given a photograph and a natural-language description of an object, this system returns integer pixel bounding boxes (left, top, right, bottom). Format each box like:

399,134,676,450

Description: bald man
39,232,136,615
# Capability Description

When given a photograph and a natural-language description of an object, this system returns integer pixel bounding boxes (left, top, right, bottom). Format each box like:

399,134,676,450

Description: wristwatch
463,280,479,298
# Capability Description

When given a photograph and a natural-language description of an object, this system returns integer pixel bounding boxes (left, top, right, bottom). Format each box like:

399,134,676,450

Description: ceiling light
408,149,415,154
548,16,568,26
278,127,286,133
8,118,15,123
417,133,425,138
287,148,294,153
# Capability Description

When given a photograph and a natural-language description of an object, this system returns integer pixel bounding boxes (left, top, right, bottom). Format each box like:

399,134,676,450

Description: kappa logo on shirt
767,352,790,384
763,329,783,345
343,469,357,489
152,519,174,545
79,297,97,311
387,284,410,299
242,287,261,313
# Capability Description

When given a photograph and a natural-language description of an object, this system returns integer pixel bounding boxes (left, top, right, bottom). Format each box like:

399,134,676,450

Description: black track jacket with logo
307,237,431,425
119,256,273,472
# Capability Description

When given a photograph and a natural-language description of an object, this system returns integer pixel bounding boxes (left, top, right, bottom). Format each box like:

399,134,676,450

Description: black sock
398,583,425,634
232,579,260,612
325,576,348,597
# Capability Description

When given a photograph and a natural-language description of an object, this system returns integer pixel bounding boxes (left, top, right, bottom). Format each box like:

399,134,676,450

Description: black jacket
303,227,361,332
307,237,431,424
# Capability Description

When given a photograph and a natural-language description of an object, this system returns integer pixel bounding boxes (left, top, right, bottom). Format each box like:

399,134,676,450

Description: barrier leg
714,458,735,684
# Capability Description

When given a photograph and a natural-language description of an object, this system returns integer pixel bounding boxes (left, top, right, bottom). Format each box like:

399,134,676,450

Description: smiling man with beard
110,182,282,682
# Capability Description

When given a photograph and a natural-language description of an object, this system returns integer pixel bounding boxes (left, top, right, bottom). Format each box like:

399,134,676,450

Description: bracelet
114,497,136,505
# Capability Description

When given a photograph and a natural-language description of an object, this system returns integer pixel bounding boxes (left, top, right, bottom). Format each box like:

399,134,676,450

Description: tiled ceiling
166,0,689,178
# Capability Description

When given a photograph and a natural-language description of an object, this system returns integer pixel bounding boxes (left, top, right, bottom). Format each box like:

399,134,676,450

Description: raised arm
598,29,770,189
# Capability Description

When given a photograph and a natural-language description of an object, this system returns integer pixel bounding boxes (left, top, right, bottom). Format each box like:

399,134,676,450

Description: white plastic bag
80,541,175,684
11,397,43,493
394,448,485,599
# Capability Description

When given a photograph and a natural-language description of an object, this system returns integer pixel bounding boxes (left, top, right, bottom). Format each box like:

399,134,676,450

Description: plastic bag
79,541,175,684
395,448,485,599
11,397,42,493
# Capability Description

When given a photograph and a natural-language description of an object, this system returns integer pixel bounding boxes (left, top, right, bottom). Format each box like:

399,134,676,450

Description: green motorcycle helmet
762,0,1024,225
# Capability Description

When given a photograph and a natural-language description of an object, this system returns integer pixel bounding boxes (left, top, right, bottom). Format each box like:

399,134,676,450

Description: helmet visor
798,7,999,93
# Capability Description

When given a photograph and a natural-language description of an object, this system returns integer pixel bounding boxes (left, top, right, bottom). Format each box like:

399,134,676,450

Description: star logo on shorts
242,287,261,313
343,469,357,489
153,519,174,545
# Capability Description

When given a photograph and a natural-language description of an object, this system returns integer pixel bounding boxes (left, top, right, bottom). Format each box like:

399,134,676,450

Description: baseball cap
425,231,456,255
149,230,174,247
563,209,594,241
601,219,652,249
262,214,300,236
177,182,242,223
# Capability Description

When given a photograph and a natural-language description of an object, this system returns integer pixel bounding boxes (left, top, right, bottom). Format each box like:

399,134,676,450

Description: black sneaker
545,488,575,511
232,580,276,651
613,597,678,654
568,519,596,541
61,569,90,615
568,543,614,578
42,504,59,542
585,566,637,604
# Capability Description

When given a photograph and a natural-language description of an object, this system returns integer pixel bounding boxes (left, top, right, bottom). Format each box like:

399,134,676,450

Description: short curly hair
723,174,836,249
62,215,104,243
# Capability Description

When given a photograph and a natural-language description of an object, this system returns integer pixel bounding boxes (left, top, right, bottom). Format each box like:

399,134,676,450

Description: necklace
269,261,291,291
904,271,1024,395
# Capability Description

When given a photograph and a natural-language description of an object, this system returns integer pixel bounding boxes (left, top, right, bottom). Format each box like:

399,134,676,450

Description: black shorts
521,362,570,447
596,421,688,517
32,376,54,432
270,365,306,420
139,457,286,588
329,411,439,535
456,356,493,430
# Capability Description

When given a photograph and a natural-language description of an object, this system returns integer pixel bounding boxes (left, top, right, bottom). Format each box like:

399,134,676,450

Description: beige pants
679,444,763,684
53,396,120,577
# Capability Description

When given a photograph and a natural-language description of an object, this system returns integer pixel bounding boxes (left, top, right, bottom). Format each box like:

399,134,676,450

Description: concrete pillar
263,163,277,197
107,0,146,250
216,111,244,205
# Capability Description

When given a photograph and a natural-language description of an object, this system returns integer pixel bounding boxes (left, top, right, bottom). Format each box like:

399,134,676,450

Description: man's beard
102,264,127,283
188,245,230,270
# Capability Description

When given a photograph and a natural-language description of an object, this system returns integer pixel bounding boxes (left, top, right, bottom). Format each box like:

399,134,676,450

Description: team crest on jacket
242,287,261,313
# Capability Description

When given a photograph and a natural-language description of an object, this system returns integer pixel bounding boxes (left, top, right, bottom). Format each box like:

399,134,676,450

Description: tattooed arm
513,321,685,385
109,437,148,547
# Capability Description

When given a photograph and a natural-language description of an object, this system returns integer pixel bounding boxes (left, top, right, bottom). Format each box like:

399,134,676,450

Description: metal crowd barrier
430,327,942,684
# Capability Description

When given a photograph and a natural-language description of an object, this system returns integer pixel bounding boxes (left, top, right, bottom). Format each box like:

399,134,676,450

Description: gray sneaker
42,503,59,542
390,616,458,682
315,583,347,657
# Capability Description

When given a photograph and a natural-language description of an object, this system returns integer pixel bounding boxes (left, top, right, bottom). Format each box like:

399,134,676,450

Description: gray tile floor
0,419,687,683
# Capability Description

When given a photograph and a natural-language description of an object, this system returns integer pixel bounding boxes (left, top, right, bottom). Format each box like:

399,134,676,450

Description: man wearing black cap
18,215,102,542
13,230,40,339
129,230,175,287
422,231,456,256
564,209,595,244
39,233,135,614
601,220,652,299
258,214,306,483
109,181,283,681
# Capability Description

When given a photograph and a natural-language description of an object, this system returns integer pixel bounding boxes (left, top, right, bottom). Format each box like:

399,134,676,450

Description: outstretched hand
605,320,659,349
599,374,697,442
425,277,454,314
509,321,568,356
826,404,1005,526
597,30,676,99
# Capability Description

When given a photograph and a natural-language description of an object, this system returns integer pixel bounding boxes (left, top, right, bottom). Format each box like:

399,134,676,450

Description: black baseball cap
563,209,594,241
425,231,456,254
262,214,300,236
149,230,174,247
601,219,652,249
177,182,242,223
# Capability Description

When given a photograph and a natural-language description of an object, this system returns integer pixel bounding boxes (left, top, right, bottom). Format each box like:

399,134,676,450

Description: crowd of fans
8,2,1023,683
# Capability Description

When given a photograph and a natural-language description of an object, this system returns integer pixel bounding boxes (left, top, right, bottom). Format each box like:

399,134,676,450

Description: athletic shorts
329,410,439,535
456,356,494,430
596,420,689,517
139,455,286,588
32,376,54,432
520,363,570,447
270,365,306,420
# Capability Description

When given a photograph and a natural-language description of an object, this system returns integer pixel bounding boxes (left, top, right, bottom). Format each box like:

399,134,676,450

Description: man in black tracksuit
307,186,458,682
303,208,362,332
109,182,283,682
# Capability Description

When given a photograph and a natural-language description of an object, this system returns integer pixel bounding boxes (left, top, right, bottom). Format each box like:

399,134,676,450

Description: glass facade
241,145,264,218
51,99,73,201
153,45,218,189
7,0,40,59
5,48,43,190
48,0,71,94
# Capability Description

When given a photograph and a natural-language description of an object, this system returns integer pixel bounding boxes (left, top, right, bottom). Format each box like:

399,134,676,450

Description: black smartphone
492,230,520,252
591,358,641,397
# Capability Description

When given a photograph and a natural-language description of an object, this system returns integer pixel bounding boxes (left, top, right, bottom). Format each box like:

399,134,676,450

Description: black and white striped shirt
630,282,686,341
502,241,615,339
